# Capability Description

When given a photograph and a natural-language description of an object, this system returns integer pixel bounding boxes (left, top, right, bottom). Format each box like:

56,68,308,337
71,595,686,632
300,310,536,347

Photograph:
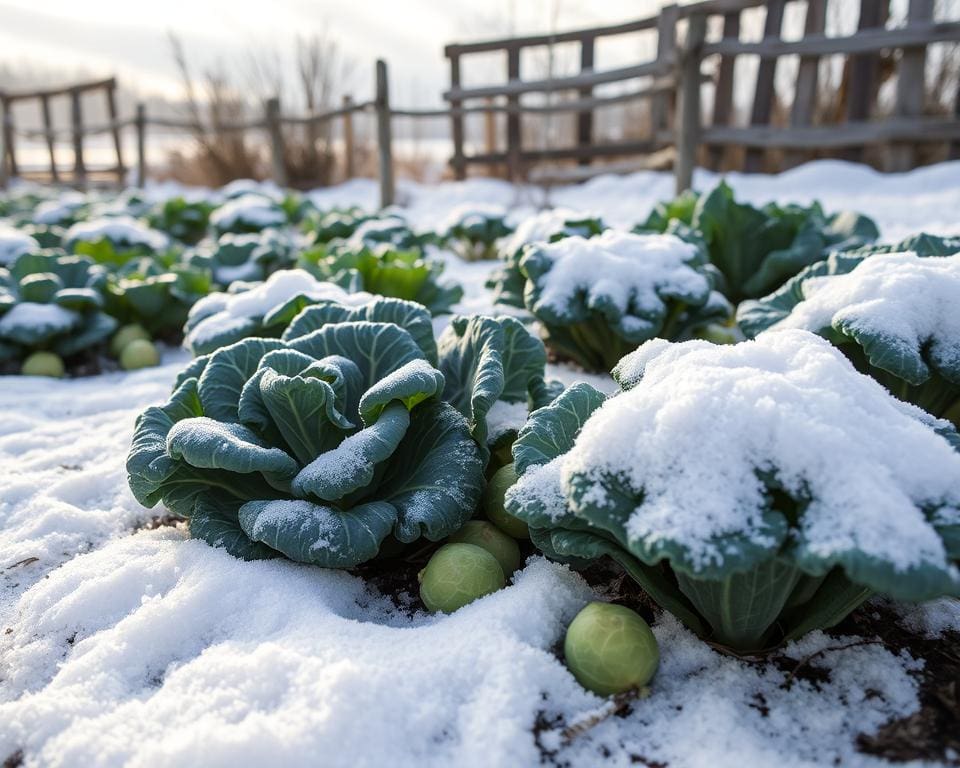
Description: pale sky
0,0,665,105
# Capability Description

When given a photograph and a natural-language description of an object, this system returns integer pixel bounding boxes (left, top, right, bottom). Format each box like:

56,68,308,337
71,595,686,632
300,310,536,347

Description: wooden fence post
265,96,288,188
652,4,679,145
784,0,827,169
484,97,497,170
375,59,395,208
3,97,18,181
506,45,522,181
577,34,595,166
70,88,86,190
135,103,147,187
889,0,934,171
0,97,7,189
744,0,786,172
843,0,888,163
105,82,125,185
40,94,59,183
448,50,466,180
708,11,741,171
675,12,706,194
342,95,356,180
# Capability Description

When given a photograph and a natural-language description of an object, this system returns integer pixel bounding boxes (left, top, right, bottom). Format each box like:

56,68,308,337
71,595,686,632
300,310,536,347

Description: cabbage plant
105,258,212,335
187,230,296,288
128,309,553,566
299,244,462,315
65,216,171,266
518,230,730,371
636,181,879,302
738,241,960,428
303,208,371,244
440,204,513,261
506,331,960,652
148,197,214,245
210,194,287,236
487,209,606,309
0,251,116,363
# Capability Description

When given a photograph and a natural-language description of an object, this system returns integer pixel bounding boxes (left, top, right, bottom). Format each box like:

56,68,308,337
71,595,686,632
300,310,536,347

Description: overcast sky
0,0,667,105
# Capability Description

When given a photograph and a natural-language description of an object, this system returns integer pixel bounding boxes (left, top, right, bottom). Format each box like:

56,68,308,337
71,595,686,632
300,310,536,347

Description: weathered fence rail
1,0,959,204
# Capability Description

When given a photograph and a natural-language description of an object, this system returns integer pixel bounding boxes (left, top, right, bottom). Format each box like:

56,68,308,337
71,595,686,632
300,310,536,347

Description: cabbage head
128,311,553,566
506,332,960,652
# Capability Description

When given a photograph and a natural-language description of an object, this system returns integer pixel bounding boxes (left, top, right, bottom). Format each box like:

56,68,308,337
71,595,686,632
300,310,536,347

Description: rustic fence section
686,0,960,188
1,1,960,204
443,14,679,181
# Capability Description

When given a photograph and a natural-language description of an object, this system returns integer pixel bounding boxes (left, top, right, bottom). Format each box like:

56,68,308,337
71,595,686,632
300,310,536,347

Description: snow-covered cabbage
209,194,287,235
127,311,553,566
738,237,960,428
0,224,39,265
506,331,960,651
65,216,171,265
518,230,731,371
184,269,372,355
439,203,513,261
487,208,606,309
0,252,116,362
187,230,297,288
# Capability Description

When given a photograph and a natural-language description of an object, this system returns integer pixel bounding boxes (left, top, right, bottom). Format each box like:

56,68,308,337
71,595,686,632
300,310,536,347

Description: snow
0,226,39,265
438,202,508,235
32,192,87,225
0,302,79,338
64,215,169,252
499,207,602,259
486,399,531,441
185,270,371,351
525,230,707,334
553,331,960,577
209,194,286,231
769,252,960,376
4,160,960,767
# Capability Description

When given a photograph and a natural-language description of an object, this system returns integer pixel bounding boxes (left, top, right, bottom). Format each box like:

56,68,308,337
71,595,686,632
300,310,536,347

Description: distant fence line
1,0,960,206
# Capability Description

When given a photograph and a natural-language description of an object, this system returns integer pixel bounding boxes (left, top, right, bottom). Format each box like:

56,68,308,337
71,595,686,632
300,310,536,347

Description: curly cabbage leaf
506,331,960,651
65,216,171,265
440,204,513,261
148,197,214,245
187,230,296,288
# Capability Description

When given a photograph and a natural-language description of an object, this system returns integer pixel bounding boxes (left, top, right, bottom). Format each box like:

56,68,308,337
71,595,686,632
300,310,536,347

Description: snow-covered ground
2,161,960,768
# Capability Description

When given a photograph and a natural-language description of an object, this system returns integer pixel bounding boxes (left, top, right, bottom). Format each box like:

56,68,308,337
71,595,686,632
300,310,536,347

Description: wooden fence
1,0,959,204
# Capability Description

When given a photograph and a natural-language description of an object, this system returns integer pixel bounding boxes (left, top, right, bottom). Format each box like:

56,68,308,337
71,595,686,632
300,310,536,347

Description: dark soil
537,558,960,766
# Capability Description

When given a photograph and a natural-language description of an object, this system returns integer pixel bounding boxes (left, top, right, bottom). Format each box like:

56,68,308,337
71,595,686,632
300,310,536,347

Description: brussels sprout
418,543,505,613
483,463,528,539
110,323,151,357
449,520,521,576
21,351,65,378
564,602,660,696
120,339,160,370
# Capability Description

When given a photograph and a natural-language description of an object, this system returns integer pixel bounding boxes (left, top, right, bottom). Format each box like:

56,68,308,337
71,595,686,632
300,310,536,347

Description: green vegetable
442,208,513,261
635,181,879,302
483,463,528,539
506,346,960,652
120,339,160,370
148,197,214,245
564,602,659,696
110,324,151,357
21,350,65,378
128,305,552,566
0,252,116,361
449,521,521,576
419,543,505,613
519,231,730,371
